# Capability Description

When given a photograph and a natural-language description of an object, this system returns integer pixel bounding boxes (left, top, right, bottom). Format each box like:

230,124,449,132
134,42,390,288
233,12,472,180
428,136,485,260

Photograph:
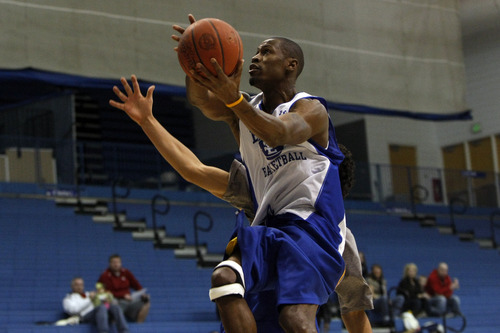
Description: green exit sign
471,123,482,134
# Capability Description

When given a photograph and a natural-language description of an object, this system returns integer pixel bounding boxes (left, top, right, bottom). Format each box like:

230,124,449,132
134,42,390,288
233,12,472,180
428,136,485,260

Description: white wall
0,0,466,116
2,0,496,171
339,2,500,171
437,22,500,148
364,115,441,167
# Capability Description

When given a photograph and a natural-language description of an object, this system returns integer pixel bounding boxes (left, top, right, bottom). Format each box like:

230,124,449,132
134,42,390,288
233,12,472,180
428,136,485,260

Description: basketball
177,18,243,77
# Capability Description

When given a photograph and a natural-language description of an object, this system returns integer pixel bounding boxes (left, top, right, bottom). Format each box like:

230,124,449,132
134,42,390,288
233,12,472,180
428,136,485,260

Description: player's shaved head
272,37,304,78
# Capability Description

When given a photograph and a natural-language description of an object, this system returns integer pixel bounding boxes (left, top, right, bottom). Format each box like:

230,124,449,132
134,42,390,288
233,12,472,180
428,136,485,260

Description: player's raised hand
171,14,196,52
172,14,212,102
190,58,244,106
109,75,155,126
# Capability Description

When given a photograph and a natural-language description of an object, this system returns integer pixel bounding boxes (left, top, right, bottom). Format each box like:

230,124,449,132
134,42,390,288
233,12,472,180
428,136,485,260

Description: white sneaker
54,316,80,326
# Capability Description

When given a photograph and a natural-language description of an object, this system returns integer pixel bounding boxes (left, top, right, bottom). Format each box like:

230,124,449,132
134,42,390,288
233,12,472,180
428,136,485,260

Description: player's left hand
189,58,244,106
109,75,155,126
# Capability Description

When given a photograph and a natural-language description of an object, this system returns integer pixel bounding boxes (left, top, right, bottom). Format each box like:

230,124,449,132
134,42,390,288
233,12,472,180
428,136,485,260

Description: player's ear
286,58,298,74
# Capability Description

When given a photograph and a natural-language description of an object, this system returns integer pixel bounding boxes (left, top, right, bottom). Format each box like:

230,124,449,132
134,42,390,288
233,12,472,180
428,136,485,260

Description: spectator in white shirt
62,277,129,333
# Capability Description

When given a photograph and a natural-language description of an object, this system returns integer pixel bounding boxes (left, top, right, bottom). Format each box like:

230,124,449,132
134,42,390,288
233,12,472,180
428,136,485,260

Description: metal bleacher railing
368,163,500,210
2,137,500,211
5,137,500,250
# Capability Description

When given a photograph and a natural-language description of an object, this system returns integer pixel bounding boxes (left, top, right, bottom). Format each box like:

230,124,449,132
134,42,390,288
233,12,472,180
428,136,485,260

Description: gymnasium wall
338,1,500,169
0,0,466,116
437,21,500,147
363,22,500,171
4,0,497,172
364,115,441,167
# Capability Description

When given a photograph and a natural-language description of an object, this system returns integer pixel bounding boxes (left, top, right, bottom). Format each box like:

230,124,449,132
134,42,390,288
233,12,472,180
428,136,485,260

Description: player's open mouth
249,64,260,74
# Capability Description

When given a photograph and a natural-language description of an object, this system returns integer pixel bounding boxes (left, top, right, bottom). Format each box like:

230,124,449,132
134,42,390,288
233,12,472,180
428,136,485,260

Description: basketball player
173,16,373,332
112,25,372,333
110,72,372,332
174,13,371,330
187,35,348,333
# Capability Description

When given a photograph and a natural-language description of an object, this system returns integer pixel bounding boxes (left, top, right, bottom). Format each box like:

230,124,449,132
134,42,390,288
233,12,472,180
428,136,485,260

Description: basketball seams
179,41,194,75
190,23,204,74
235,32,243,76
207,19,226,74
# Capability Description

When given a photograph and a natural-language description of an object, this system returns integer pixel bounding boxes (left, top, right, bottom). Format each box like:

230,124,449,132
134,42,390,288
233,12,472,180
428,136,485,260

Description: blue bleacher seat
1,194,500,332
345,207,500,332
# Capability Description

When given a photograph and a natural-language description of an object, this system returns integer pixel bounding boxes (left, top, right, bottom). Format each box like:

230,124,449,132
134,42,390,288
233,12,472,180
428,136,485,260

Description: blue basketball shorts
220,211,345,332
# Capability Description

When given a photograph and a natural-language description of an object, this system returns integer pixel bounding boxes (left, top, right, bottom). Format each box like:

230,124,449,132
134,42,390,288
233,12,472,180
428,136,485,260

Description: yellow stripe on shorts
225,237,238,256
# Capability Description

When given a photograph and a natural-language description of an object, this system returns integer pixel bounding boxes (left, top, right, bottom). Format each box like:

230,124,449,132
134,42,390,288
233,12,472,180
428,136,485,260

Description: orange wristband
225,94,244,108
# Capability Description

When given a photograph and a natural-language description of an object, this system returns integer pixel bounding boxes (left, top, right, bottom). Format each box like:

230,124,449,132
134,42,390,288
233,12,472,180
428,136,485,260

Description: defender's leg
210,253,256,333
279,304,319,333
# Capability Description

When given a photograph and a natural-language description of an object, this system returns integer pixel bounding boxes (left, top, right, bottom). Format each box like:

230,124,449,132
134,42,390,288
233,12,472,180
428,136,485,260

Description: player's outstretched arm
109,75,229,198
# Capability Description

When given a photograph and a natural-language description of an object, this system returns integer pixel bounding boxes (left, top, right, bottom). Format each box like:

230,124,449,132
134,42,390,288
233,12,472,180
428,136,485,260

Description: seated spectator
392,263,429,317
62,277,129,333
366,264,391,327
98,254,150,322
425,262,461,317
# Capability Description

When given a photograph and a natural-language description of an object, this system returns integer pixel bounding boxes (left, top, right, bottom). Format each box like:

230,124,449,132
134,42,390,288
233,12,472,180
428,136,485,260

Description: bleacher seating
0,196,225,332
1,192,500,332
346,209,500,333
111,200,238,253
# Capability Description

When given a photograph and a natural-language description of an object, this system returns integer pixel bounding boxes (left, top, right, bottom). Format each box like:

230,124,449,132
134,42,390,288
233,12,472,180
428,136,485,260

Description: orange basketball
177,18,243,77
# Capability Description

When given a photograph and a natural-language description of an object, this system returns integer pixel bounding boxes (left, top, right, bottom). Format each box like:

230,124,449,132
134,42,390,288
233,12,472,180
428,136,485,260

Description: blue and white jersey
239,92,346,250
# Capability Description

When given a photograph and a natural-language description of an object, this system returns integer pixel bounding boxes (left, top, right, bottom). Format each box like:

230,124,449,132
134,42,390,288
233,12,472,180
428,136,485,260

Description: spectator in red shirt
98,254,150,322
424,262,461,317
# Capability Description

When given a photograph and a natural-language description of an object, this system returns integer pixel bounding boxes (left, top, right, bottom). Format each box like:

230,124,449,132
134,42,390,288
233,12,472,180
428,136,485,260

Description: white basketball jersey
239,92,346,230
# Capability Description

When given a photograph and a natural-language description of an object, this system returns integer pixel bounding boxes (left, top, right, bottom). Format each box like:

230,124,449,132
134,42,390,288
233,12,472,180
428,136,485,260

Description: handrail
2,136,500,210
442,313,467,333
489,209,500,248
77,142,86,186
111,178,131,227
74,168,84,213
409,184,429,216
449,197,467,234
151,194,170,244
193,211,214,261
